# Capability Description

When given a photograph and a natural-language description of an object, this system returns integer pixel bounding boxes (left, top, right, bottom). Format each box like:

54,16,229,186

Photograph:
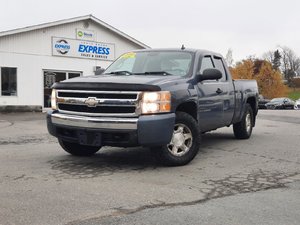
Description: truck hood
52,74,188,91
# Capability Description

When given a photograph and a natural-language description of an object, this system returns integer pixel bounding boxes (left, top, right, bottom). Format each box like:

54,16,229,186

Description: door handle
216,88,223,94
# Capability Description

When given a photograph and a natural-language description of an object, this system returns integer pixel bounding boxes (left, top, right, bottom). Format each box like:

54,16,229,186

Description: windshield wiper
107,71,133,75
142,71,172,76
106,71,172,76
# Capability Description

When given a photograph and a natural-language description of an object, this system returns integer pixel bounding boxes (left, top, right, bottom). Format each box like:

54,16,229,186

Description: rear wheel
58,139,101,156
233,103,253,139
152,112,201,166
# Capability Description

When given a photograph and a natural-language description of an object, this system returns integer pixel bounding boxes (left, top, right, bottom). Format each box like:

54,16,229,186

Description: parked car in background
294,98,300,110
265,97,295,109
258,95,270,109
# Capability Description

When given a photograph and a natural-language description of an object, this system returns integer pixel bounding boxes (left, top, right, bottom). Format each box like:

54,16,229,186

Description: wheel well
247,97,257,126
247,97,257,114
176,102,197,121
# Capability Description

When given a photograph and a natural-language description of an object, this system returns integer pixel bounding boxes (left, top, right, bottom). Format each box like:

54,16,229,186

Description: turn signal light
51,89,57,110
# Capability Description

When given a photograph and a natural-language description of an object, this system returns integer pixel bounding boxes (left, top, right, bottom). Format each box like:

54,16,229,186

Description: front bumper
51,113,138,130
47,111,175,147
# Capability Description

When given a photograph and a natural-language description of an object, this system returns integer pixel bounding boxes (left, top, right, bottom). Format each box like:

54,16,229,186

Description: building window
1,67,17,96
43,70,81,107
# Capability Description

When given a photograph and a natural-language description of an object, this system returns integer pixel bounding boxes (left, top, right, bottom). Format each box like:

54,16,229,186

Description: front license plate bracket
77,131,102,146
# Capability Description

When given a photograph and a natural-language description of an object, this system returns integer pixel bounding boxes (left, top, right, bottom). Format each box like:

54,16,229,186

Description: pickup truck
47,48,259,166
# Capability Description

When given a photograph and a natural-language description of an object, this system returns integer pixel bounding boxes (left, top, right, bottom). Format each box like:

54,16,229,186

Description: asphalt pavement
0,110,299,225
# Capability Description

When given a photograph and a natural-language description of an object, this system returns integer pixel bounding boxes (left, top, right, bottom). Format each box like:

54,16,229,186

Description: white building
0,15,148,111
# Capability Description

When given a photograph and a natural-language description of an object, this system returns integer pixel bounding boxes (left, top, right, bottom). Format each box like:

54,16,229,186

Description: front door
212,56,235,126
196,55,224,131
43,70,81,108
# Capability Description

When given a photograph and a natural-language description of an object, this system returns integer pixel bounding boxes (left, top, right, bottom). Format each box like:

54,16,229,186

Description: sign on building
52,37,115,61
76,29,95,40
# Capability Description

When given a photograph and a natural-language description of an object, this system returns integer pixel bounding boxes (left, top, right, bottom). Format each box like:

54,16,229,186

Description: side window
1,67,17,96
199,56,214,74
213,57,227,82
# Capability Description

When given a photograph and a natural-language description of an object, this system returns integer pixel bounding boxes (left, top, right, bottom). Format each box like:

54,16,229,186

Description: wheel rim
245,112,252,134
167,123,193,157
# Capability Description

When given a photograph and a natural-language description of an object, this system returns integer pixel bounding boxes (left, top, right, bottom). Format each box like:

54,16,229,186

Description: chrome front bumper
51,113,138,130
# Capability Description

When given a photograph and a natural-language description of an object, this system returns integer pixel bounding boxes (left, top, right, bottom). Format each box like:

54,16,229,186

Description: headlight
141,91,171,114
51,89,57,110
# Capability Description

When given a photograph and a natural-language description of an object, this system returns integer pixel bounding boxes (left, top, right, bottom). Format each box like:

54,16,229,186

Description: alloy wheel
167,123,193,157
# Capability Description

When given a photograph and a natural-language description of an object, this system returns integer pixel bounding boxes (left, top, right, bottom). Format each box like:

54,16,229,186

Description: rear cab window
213,56,227,82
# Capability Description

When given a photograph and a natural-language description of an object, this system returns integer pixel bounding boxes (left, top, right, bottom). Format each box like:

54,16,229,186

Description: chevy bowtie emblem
84,97,98,107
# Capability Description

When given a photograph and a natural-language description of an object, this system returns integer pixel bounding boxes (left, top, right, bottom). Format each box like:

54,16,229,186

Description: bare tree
262,50,274,63
262,50,281,70
279,46,300,83
297,67,300,77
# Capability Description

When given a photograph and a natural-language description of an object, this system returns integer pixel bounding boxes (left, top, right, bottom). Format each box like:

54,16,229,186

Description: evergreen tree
272,50,281,70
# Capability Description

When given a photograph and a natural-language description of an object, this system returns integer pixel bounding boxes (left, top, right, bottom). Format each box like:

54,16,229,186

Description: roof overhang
0,14,150,49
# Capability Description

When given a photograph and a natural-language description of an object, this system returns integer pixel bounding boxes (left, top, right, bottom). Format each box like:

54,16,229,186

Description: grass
287,87,300,100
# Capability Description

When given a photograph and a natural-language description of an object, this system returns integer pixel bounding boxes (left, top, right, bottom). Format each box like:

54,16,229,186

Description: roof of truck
131,48,223,57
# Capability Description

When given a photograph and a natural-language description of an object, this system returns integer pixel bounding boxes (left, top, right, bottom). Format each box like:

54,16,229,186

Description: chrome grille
56,90,141,117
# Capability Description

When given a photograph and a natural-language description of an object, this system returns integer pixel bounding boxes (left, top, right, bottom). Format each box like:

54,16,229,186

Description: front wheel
58,139,101,156
152,112,201,166
233,103,254,139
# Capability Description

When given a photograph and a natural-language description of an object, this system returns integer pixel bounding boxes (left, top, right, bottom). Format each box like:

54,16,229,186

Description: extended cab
47,48,259,166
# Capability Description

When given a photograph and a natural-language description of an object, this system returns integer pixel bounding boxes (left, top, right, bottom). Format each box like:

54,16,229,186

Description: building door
43,70,81,107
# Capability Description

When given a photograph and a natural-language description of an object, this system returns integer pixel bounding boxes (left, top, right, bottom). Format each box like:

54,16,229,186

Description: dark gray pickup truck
47,48,258,166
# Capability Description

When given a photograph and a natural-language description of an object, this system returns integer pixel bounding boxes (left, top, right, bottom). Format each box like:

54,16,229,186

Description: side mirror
95,67,105,75
197,68,222,82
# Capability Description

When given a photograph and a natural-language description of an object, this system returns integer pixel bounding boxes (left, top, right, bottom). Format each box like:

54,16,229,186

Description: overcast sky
1,0,299,62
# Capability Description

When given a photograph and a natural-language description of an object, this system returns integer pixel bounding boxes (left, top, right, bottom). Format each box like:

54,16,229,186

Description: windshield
105,51,193,76
270,98,284,103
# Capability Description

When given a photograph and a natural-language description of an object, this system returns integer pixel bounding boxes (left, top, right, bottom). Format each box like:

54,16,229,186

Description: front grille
56,90,141,117
58,104,136,114
58,92,137,99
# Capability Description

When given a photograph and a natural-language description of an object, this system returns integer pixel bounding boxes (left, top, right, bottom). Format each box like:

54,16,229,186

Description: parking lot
0,110,299,225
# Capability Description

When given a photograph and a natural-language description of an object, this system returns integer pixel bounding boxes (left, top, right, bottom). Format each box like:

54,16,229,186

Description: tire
58,139,101,156
233,103,254,139
152,112,201,166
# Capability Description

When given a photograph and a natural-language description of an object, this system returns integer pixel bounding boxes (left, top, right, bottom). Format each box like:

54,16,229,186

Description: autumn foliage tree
230,59,287,99
256,61,288,98
230,59,254,80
